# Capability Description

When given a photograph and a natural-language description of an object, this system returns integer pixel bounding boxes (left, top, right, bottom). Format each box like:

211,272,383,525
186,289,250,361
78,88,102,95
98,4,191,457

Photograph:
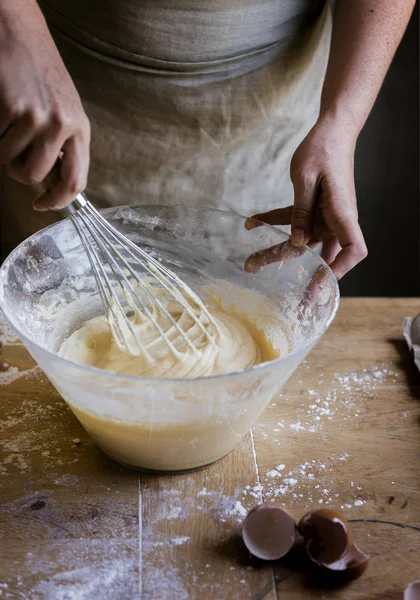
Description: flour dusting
247,363,398,511
0,365,41,387
0,311,20,345
0,316,401,599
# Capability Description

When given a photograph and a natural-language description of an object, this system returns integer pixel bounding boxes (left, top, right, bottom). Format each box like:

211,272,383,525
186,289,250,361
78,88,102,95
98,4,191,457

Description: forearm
0,0,56,77
320,0,416,137
0,0,90,208
0,0,49,36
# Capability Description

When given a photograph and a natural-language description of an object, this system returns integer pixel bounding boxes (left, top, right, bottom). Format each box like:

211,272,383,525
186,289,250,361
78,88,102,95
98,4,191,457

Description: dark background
340,2,419,296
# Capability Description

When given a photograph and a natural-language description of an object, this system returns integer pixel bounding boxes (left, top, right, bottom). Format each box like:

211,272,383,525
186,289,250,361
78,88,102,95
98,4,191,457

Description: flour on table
0,365,41,387
170,536,190,547
22,541,138,600
228,500,247,519
260,363,399,436
0,311,21,345
242,364,398,510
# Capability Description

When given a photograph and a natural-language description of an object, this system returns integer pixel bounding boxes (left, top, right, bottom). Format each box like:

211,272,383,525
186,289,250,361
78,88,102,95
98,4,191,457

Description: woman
0,0,415,278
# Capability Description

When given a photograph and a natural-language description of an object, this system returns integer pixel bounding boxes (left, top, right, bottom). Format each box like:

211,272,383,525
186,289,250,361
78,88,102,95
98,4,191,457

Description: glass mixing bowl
0,205,339,472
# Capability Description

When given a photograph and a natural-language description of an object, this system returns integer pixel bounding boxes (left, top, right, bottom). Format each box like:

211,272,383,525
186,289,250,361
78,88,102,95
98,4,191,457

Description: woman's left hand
246,115,368,280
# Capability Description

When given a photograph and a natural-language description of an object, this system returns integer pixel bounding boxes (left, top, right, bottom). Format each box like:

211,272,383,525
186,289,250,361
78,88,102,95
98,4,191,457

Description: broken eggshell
242,503,296,560
298,509,370,576
405,580,420,600
298,509,352,565
403,314,420,374
322,542,370,577
410,314,420,346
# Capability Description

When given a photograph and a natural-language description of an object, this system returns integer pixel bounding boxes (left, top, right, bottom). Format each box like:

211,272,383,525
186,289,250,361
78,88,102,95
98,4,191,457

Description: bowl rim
0,204,340,384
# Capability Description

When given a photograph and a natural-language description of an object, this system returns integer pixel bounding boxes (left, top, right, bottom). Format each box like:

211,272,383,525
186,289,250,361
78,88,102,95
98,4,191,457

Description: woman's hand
246,115,367,280
0,0,90,211
247,0,416,281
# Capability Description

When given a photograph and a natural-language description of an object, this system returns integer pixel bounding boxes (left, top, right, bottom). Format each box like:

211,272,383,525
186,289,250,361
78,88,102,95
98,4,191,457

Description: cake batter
56,302,280,470
59,304,279,378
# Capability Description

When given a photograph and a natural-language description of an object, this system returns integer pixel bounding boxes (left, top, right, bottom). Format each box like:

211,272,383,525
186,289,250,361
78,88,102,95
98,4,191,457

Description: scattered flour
237,452,369,511
0,311,21,345
270,364,400,435
245,364,398,510
0,365,41,387
228,500,247,519
170,536,190,547
167,506,183,520
24,541,138,600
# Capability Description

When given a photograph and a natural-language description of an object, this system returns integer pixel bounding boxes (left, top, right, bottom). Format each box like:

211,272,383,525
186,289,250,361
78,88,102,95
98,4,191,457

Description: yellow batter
57,301,280,471
59,304,278,378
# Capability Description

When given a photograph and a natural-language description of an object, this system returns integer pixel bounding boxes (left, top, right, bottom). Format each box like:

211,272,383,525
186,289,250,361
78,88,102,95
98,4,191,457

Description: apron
0,0,332,259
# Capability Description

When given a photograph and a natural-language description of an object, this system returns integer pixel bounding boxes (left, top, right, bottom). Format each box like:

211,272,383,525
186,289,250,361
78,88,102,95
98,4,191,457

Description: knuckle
22,167,43,185
67,173,86,195
292,169,317,193
293,206,313,220
299,170,317,189
8,164,41,184
290,154,315,178
27,107,47,129
49,110,70,133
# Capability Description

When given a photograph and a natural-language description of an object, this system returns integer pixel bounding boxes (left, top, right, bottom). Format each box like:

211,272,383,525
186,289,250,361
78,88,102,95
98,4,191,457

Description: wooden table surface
0,298,419,600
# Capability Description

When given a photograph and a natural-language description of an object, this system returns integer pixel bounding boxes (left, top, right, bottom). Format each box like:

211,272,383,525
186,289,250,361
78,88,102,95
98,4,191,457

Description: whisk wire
70,213,149,358
62,194,217,357
77,207,189,358
89,206,219,346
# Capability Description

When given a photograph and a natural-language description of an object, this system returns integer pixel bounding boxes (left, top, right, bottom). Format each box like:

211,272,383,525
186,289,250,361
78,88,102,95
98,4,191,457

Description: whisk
42,164,218,360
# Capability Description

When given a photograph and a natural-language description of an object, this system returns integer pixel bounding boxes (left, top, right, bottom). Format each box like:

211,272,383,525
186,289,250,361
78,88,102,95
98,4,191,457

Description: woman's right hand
0,0,90,211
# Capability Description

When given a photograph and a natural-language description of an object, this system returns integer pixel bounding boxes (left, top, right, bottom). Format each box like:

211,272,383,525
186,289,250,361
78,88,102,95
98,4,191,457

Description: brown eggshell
298,509,352,566
405,580,420,600
411,314,420,346
242,503,296,561
325,542,370,575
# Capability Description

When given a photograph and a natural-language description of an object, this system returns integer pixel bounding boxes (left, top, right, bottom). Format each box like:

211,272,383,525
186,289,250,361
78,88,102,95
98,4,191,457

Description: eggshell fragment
405,580,420,600
403,315,420,374
324,542,370,575
242,503,296,560
298,509,352,566
411,314,420,346
298,509,370,578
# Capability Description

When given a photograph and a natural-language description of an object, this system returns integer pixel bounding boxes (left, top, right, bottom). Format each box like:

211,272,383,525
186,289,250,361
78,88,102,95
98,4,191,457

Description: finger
33,134,89,211
0,102,17,138
321,237,341,265
328,215,367,280
0,117,37,165
245,206,293,230
298,265,332,319
307,232,324,248
8,132,65,185
291,171,318,248
244,241,305,273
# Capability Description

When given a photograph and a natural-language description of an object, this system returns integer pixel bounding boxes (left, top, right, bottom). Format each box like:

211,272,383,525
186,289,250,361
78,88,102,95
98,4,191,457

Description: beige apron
0,0,332,258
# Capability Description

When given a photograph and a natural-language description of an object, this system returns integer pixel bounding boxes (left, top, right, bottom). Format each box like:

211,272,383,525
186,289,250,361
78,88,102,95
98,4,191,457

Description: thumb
290,172,317,247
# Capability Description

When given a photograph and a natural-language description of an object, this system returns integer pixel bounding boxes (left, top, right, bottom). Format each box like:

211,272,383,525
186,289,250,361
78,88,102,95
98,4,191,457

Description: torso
40,0,325,64
1,1,331,258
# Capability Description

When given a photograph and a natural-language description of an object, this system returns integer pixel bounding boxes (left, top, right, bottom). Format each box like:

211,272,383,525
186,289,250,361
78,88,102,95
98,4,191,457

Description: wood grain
0,298,419,599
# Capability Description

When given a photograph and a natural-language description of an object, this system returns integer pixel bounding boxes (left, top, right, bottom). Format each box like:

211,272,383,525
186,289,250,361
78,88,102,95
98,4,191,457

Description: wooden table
0,298,419,600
